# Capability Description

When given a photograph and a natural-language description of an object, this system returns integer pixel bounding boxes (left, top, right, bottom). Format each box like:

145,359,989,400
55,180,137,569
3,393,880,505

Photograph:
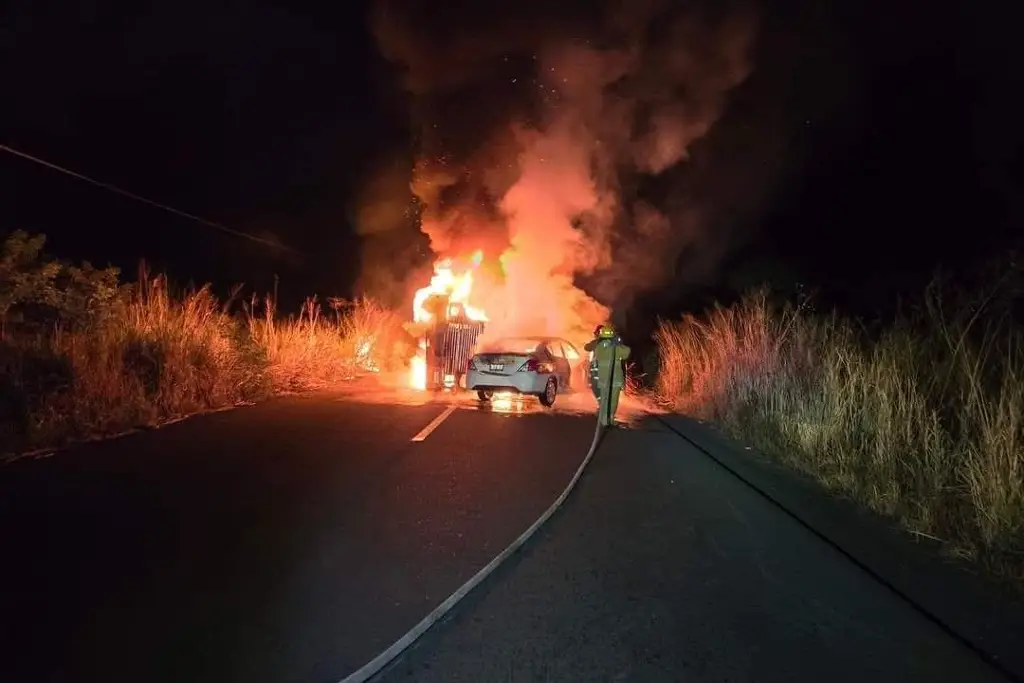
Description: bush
0,231,409,454
654,284,1024,579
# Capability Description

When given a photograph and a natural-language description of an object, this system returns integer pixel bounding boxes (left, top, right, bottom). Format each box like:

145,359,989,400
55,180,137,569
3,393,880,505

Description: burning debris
401,241,604,391
405,252,488,390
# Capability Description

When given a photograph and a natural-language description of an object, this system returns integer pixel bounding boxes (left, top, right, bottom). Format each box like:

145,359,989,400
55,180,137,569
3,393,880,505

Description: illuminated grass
654,286,1024,580
246,294,408,391
0,232,407,452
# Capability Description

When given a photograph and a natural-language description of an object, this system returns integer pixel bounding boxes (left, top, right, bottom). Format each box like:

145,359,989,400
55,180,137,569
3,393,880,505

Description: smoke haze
361,0,761,340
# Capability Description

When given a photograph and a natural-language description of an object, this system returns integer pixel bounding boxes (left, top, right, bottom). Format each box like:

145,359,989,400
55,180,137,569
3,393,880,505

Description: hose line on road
337,362,616,683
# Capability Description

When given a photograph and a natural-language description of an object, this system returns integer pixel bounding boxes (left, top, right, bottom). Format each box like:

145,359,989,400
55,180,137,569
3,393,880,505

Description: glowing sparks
355,338,380,373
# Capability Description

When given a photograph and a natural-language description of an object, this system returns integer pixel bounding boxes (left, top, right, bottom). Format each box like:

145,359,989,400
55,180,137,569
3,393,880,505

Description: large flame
409,250,488,389
412,252,488,324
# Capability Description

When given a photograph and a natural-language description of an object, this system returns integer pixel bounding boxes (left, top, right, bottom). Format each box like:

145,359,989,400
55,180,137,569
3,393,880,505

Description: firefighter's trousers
598,384,622,426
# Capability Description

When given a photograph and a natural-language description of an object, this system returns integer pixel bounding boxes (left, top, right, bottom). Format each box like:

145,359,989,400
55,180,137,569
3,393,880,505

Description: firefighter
588,325,602,400
584,324,631,427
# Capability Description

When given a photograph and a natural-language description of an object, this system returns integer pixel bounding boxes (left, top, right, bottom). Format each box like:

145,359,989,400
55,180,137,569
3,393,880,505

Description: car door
559,340,583,387
544,341,572,387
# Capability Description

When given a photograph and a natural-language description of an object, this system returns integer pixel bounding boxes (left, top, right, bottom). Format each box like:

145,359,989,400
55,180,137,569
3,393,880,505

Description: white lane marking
410,405,459,442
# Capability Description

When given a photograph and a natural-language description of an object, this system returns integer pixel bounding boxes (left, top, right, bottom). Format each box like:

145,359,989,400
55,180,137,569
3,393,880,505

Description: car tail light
520,356,553,373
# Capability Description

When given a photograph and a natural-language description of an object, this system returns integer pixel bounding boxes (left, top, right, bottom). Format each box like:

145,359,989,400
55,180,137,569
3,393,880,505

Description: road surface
373,419,1005,683
0,385,1007,683
0,389,607,683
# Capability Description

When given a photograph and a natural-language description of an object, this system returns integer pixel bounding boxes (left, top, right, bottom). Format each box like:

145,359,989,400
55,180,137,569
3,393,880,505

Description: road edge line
338,414,607,683
655,414,1023,683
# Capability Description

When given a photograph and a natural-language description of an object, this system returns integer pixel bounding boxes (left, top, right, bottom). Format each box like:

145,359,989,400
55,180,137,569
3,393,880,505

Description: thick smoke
365,0,758,340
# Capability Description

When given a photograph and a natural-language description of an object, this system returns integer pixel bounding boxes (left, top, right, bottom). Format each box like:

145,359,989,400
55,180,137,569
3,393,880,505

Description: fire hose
338,345,617,683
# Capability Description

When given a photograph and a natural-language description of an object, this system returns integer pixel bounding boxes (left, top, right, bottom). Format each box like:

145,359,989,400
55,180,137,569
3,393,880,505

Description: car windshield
482,338,541,354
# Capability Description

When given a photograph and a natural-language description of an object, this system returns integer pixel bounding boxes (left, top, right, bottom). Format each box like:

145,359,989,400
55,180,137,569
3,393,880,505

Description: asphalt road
374,419,1005,683
0,387,1008,683
0,391,598,683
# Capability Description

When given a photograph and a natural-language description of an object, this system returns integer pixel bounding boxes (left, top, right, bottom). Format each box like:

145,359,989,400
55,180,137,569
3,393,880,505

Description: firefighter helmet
598,324,617,339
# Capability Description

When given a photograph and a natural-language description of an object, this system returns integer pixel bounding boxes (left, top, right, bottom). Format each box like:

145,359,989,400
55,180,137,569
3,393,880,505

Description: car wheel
539,377,557,407
477,390,493,401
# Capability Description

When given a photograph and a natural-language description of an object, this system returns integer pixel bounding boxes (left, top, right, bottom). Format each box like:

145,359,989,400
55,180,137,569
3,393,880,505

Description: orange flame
412,254,488,324
409,250,488,389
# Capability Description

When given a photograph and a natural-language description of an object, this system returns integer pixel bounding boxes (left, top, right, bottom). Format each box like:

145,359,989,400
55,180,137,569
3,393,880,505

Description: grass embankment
654,286,1024,581
0,231,408,454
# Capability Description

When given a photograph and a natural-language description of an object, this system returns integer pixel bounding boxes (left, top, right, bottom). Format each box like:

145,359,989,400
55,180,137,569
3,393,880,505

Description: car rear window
482,338,541,354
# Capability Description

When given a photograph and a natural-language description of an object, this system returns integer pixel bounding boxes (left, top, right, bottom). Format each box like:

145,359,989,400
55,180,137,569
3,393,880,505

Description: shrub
0,231,409,453
654,285,1024,579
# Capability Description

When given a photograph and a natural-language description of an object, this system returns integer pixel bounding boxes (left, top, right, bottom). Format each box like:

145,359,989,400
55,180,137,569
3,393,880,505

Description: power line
1,142,306,257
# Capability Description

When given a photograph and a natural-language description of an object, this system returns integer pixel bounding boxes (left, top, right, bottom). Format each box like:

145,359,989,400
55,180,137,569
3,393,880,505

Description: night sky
5,0,1022,320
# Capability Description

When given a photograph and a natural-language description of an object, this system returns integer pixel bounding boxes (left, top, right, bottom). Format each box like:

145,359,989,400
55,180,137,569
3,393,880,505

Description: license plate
489,363,504,372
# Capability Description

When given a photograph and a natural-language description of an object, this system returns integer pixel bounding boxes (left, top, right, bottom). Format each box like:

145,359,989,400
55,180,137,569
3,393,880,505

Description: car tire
539,377,557,407
477,389,493,401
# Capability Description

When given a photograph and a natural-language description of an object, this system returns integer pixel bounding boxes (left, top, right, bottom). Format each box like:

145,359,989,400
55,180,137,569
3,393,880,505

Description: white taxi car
466,336,585,407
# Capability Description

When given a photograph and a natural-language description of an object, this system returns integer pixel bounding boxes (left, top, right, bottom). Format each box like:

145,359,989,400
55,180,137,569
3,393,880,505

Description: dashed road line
410,405,459,442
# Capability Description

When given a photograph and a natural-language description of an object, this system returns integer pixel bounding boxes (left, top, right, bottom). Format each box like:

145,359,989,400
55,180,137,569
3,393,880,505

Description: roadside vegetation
653,276,1024,581
0,230,408,455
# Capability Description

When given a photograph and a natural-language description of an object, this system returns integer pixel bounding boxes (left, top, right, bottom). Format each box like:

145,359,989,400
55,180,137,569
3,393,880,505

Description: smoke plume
364,0,759,341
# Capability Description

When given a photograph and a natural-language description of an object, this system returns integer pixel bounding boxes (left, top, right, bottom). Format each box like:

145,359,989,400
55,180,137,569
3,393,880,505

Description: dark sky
5,0,393,305
4,0,1022,317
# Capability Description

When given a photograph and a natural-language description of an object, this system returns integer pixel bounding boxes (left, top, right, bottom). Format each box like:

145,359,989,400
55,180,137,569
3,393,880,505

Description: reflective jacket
584,337,631,389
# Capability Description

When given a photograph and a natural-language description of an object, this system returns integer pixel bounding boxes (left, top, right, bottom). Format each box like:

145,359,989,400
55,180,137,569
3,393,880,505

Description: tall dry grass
245,294,408,391
1,271,408,453
654,287,1024,577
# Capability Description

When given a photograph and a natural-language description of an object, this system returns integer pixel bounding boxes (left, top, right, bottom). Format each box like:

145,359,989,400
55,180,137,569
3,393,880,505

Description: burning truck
412,296,485,391
405,254,488,391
